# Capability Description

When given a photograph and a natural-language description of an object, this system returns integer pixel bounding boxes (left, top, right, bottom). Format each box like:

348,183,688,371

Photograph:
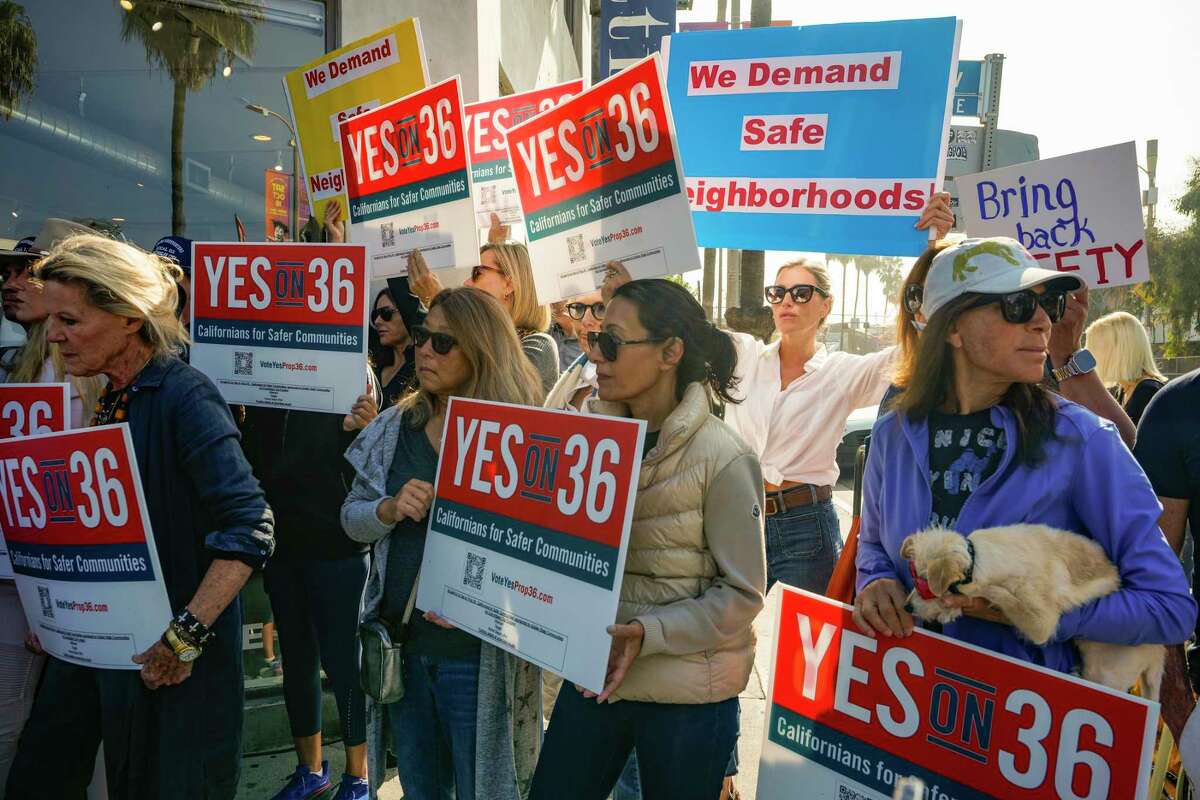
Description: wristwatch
162,624,201,663
1051,348,1097,384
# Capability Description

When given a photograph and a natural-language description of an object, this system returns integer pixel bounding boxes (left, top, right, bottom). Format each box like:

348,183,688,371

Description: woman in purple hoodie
854,237,1195,673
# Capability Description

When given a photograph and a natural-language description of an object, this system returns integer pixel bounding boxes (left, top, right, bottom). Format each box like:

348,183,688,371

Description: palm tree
0,1,37,120
121,0,258,235
875,260,904,321
825,254,855,350
854,255,903,334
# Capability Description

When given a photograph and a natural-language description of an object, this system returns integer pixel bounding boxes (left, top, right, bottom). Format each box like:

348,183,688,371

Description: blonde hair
8,320,105,417
35,234,188,357
775,258,833,327
1086,311,1165,385
481,242,551,334
399,288,544,427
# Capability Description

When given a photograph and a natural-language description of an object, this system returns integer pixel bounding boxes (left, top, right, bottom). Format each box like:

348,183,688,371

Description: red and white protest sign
757,587,1157,800
0,425,171,669
956,142,1149,288
416,398,645,692
506,53,699,303
190,241,369,414
339,76,478,280
0,382,71,577
465,79,583,229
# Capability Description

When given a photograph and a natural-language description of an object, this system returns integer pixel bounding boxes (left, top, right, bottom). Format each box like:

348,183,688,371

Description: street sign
601,0,676,78
953,59,982,118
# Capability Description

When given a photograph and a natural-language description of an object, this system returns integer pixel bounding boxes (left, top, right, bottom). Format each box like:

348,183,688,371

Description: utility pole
732,0,771,329
1143,139,1159,232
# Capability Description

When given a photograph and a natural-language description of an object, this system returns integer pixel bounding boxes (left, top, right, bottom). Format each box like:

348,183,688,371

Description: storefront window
0,0,326,249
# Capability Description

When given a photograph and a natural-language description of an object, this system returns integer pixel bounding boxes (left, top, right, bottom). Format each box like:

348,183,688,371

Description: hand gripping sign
506,53,700,304
283,20,429,228
416,398,645,693
339,76,478,281
0,383,70,578
955,142,1149,289
190,242,369,414
0,425,171,669
757,587,1157,800
465,80,584,229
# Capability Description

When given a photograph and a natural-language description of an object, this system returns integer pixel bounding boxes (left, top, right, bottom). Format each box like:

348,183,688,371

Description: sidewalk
237,496,855,799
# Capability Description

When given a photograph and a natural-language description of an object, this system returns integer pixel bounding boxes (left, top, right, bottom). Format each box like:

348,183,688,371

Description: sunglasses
470,263,504,282
370,306,398,324
586,330,668,362
903,284,923,315
968,289,1067,325
412,325,458,355
764,283,829,305
565,301,606,321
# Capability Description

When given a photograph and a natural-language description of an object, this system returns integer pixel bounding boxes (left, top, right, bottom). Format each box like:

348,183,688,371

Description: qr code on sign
38,585,52,619
463,552,486,591
837,784,870,800
567,234,585,264
234,351,253,376
381,221,395,249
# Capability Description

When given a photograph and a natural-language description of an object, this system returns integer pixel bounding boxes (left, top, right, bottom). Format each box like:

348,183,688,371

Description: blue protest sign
953,59,982,117
601,0,676,79
664,18,961,256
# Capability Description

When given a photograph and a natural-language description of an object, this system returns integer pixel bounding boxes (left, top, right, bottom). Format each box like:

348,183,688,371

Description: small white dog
901,524,1164,699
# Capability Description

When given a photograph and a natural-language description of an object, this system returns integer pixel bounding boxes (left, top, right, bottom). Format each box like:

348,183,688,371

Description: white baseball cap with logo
921,236,1084,321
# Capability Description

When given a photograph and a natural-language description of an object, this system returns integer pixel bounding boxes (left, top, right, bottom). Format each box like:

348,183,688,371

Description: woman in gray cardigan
341,288,544,800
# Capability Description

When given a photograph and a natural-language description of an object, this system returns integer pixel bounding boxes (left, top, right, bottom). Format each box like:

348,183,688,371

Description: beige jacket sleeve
634,452,767,656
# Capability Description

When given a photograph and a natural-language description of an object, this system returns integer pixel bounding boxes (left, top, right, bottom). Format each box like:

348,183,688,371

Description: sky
675,0,1200,326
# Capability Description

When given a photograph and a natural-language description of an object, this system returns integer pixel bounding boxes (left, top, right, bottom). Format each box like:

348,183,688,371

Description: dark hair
368,288,396,369
895,292,1058,465
612,279,740,406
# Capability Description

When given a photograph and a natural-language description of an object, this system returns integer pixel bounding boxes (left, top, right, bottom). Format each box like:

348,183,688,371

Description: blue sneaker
270,761,331,799
332,774,369,800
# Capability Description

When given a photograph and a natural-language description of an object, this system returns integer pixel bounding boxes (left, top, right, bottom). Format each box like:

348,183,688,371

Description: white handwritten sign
955,142,1148,288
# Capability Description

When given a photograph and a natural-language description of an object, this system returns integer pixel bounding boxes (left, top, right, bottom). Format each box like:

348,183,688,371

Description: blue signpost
600,0,677,79
953,59,982,117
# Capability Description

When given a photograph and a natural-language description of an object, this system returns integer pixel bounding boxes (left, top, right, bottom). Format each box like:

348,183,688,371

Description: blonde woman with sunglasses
408,244,559,396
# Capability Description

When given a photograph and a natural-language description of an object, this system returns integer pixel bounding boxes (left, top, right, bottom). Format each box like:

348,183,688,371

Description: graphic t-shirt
927,409,1007,530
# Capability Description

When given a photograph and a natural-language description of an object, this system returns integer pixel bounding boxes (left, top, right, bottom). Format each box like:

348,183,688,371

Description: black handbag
359,578,417,704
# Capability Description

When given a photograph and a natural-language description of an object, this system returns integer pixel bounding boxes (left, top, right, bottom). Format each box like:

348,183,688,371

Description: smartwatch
1051,349,1097,384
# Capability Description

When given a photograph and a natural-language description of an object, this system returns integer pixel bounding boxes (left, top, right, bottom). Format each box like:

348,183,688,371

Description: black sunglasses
903,284,923,315
470,263,504,282
586,330,668,362
565,301,606,321
764,283,829,305
370,306,397,324
968,289,1067,324
412,325,458,355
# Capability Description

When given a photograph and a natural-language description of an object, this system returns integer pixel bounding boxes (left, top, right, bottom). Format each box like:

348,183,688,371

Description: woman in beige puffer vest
530,278,767,800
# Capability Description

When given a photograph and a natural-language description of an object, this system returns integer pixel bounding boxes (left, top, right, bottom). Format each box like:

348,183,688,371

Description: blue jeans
264,554,369,745
765,498,842,593
386,654,479,800
530,684,738,800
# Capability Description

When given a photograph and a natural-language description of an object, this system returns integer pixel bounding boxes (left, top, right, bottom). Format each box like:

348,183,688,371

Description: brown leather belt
764,484,833,516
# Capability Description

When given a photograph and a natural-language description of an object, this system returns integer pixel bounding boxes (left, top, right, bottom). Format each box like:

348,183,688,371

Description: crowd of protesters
0,185,1196,800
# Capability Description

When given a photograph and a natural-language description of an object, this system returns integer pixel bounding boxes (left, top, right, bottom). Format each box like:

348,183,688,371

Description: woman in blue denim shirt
8,235,274,799
854,237,1194,672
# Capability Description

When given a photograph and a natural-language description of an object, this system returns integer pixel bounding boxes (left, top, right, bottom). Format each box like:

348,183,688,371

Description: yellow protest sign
283,20,428,227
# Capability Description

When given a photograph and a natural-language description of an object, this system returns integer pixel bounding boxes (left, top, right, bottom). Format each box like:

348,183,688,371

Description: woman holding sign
530,279,767,800
340,287,544,800
408,243,560,396
6,235,275,799
853,237,1194,672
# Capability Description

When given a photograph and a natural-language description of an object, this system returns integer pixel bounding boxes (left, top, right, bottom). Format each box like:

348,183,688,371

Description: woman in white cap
853,237,1194,673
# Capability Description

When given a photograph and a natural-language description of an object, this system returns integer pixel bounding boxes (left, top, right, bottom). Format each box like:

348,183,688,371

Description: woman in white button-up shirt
724,258,894,594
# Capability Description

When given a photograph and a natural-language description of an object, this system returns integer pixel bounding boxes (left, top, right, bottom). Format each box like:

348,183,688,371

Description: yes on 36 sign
416,399,645,693
340,76,478,282
758,587,1157,800
190,242,369,414
0,425,171,669
0,382,71,578
465,80,583,229
506,53,700,303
